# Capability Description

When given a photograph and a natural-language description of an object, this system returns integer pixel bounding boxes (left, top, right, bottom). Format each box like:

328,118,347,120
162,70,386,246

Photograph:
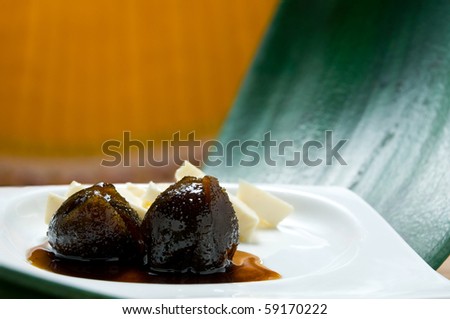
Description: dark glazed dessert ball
141,176,239,274
47,183,144,262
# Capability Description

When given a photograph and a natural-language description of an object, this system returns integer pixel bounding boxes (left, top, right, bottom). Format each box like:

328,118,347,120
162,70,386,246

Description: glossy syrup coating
141,176,239,274
47,183,144,262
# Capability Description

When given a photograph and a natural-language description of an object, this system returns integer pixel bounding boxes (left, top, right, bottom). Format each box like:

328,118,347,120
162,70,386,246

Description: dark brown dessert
141,176,239,274
47,182,144,262
32,178,282,285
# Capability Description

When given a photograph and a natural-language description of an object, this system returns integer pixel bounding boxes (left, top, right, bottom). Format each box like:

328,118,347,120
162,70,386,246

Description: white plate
0,184,449,298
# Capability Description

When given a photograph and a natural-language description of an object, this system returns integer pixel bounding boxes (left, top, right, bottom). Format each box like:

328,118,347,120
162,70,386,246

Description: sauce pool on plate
28,245,281,284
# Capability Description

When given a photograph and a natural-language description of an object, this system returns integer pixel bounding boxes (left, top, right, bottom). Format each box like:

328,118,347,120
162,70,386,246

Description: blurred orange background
0,0,278,184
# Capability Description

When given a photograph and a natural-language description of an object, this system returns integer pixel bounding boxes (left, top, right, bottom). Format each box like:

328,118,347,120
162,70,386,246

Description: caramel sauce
28,246,281,284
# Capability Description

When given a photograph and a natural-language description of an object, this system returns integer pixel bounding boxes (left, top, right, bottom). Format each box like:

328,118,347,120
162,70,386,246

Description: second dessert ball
141,175,239,274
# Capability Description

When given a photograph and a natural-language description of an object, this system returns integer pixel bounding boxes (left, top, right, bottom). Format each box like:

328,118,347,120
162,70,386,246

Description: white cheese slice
65,180,85,197
141,181,165,209
228,194,259,243
237,180,294,228
117,188,147,220
175,160,205,181
125,182,146,197
45,192,66,224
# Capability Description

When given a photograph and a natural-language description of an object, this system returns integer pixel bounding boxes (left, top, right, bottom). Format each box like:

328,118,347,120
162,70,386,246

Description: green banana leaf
208,0,450,269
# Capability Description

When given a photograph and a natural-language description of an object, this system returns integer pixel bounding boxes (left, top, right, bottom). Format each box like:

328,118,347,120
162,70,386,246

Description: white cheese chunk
45,192,66,224
175,160,205,181
228,194,259,243
237,180,294,228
